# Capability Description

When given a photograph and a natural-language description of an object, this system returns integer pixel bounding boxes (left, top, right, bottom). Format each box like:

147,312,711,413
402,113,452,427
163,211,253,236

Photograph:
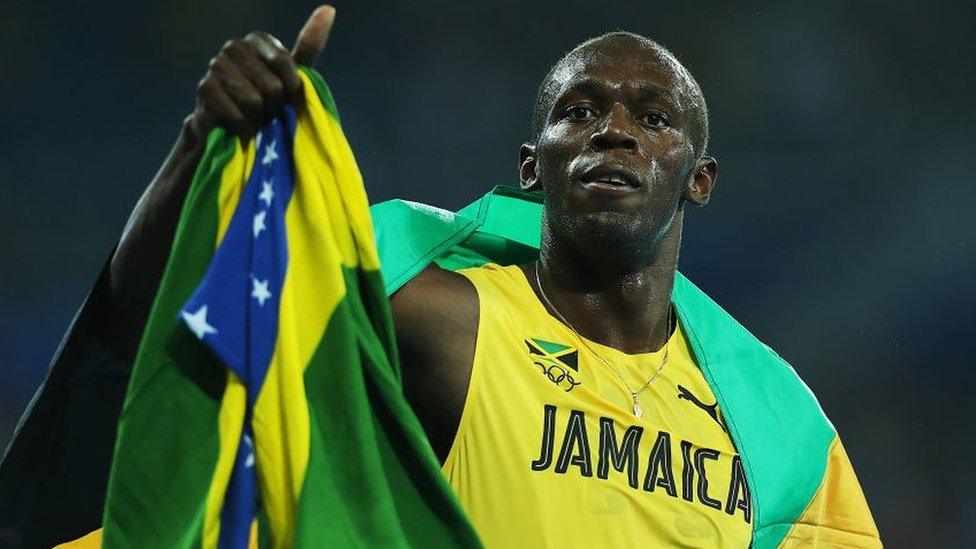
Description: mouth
578,165,643,193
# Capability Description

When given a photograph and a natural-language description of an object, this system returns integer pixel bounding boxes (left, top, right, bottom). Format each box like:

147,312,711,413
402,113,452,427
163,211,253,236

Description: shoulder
389,263,481,460
390,263,478,329
390,262,520,322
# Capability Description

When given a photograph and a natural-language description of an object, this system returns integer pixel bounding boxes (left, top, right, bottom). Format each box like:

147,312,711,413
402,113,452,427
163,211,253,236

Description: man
2,6,880,547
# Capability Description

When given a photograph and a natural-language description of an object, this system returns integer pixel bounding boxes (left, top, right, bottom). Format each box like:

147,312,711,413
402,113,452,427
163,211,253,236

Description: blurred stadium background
1,1,973,546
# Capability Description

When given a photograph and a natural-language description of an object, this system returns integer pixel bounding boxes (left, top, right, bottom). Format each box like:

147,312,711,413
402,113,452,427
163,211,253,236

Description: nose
589,104,638,152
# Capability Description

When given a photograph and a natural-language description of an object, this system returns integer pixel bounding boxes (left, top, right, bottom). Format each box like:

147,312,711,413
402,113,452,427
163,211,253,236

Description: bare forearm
100,117,206,360
93,7,335,361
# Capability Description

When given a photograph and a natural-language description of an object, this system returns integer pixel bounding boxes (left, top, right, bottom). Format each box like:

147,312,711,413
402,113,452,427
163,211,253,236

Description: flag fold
101,68,480,549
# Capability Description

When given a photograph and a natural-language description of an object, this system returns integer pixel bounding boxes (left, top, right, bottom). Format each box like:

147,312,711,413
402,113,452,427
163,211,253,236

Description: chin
544,195,673,263
573,211,652,257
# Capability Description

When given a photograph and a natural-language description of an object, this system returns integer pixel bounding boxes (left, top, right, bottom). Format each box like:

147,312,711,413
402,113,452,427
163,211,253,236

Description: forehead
550,39,694,109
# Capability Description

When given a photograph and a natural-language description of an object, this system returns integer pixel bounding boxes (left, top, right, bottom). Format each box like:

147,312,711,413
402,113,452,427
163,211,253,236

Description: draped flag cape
370,187,880,548
0,70,879,548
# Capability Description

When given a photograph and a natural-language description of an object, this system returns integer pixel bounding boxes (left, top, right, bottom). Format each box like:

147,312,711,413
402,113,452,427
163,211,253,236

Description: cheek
649,157,665,183
653,130,694,159
536,135,576,181
542,121,590,155
651,135,695,179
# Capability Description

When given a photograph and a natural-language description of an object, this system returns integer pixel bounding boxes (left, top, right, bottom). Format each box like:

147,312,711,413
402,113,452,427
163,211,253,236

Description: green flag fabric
101,67,479,548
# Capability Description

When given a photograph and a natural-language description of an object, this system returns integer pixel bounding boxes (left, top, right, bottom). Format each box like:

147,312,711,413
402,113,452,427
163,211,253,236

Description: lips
579,164,643,192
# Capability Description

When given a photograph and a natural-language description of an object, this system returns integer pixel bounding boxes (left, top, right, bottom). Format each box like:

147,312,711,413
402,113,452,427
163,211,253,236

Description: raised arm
103,5,481,461
101,6,336,360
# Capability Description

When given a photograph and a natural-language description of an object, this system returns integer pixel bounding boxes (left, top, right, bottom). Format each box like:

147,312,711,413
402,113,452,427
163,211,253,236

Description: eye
565,105,596,121
640,112,671,128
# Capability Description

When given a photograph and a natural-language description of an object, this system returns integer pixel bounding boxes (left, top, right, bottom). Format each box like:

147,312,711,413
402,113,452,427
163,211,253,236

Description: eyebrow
554,78,681,109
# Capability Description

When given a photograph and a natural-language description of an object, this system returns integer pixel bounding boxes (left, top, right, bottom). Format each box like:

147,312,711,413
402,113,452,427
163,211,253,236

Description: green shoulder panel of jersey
369,186,851,549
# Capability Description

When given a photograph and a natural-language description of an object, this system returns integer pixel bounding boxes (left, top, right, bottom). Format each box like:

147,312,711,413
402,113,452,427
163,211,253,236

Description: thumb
291,5,336,67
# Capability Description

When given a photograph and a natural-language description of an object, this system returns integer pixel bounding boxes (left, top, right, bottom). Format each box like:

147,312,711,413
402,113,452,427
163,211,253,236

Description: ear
519,143,541,191
682,155,718,206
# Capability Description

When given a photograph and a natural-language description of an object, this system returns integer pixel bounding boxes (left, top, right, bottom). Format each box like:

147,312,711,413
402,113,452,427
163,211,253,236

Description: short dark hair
529,31,709,157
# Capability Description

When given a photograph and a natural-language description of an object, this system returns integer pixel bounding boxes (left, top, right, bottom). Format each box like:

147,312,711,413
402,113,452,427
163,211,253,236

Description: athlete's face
521,37,717,261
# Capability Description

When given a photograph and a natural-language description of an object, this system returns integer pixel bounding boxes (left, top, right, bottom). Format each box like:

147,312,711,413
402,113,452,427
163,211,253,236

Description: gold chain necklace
534,261,672,418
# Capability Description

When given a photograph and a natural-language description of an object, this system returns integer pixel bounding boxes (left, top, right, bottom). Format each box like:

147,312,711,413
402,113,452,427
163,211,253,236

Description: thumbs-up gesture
191,5,336,140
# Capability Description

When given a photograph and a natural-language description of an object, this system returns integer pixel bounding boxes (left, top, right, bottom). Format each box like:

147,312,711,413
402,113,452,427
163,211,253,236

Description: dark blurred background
2,1,973,546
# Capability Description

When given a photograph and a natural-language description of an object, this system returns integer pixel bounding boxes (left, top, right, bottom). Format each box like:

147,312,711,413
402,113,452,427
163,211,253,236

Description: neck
529,212,682,355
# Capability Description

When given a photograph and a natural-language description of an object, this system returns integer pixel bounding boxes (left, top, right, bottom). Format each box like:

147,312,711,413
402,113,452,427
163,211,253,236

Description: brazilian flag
98,68,479,547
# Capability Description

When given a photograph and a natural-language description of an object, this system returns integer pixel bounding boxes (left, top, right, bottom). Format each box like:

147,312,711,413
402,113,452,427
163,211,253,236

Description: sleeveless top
442,263,753,547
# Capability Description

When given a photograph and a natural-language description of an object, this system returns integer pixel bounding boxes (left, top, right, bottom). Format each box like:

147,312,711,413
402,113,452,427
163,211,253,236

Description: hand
102,6,336,360
190,5,336,140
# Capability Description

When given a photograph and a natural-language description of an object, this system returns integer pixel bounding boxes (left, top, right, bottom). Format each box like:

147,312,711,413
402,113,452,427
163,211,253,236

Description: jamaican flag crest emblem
525,338,581,392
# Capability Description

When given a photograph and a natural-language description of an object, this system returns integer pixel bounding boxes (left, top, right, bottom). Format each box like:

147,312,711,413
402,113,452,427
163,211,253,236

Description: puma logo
677,385,728,433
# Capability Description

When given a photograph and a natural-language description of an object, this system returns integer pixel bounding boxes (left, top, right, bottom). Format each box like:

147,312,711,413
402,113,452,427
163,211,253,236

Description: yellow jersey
443,263,753,547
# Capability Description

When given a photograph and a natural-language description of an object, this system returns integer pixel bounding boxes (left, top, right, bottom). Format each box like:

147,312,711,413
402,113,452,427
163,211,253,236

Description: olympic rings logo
533,360,582,392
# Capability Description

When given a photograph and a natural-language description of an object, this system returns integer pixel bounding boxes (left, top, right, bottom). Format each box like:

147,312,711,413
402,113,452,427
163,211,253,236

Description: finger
225,40,287,118
210,56,265,130
244,32,303,103
197,76,254,139
291,5,336,67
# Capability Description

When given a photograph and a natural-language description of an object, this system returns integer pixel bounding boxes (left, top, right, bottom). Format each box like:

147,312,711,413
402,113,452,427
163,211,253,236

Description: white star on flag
259,181,274,207
251,276,271,306
243,434,255,468
261,140,278,165
253,210,267,238
181,304,217,340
